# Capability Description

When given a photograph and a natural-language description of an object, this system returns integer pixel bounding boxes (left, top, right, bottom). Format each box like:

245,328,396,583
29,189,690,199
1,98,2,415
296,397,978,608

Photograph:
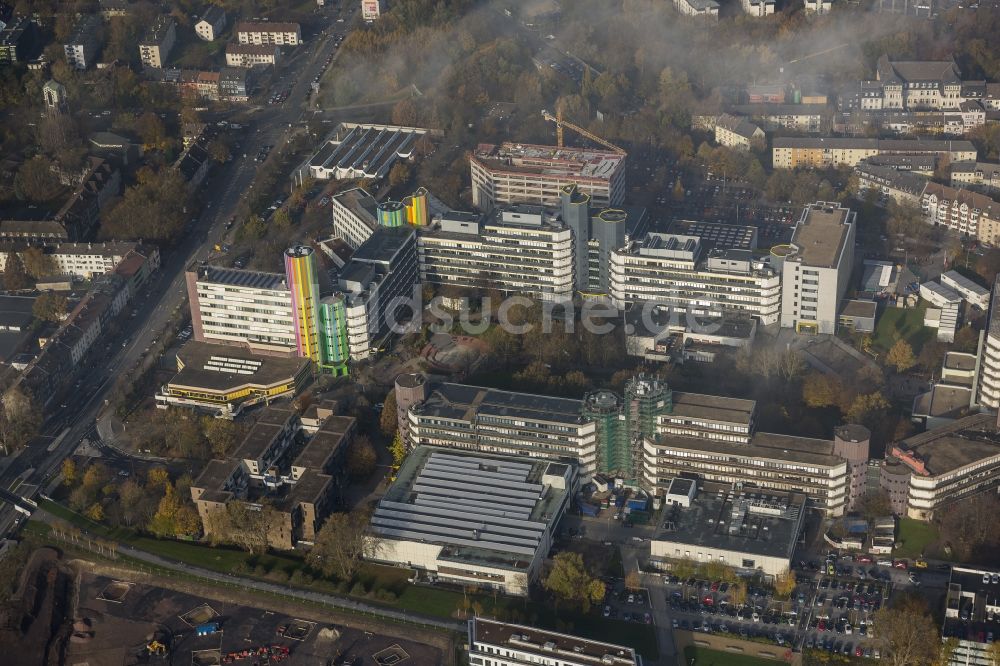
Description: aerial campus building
306,123,428,181
416,185,647,301
185,231,416,378
470,143,627,210
367,446,574,596
332,186,434,249
467,617,641,666
395,373,869,515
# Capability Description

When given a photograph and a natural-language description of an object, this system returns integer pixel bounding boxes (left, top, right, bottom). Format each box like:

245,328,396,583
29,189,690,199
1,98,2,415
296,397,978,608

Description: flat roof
773,137,976,153
945,351,978,372
944,566,1000,645
654,483,806,560
473,142,625,182
893,413,1000,476
195,265,287,291
913,385,973,419
331,187,378,224
668,220,757,251
193,459,237,493
350,225,414,265
788,202,853,269
168,341,309,395
657,430,842,467
671,391,756,427
413,382,587,426
471,618,638,665
840,299,877,319
371,447,571,570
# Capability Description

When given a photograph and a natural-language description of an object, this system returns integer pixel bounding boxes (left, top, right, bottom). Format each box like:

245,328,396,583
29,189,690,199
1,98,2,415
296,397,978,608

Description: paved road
0,14,348,535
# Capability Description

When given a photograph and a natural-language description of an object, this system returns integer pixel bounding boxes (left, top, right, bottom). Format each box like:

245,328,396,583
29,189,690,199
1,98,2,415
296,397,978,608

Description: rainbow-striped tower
284,245,322,364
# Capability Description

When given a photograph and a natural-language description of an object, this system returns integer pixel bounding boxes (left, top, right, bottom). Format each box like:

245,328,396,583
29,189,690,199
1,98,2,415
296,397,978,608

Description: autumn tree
672,178,685,202
380,391,398,436
857,490,894,521
61,458,77,486
201,417,241,458
886,339,917,373
772,571,796,599
100,167,188,241
543,552,606,612
306,509,380,580
206,501,276,554
32,292,69,323
389,433,407,467
14,157,63,202
938,493,1000,563
802,373,848,410
625,569,642,591
148,482,201,538
346,434,377,478
846,391,891,428
0,387,40,455
3,252,30,291
874,593,945,666
20,247,56,279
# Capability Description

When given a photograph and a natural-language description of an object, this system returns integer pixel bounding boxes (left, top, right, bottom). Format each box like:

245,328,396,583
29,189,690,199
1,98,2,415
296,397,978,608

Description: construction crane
541,106,626,156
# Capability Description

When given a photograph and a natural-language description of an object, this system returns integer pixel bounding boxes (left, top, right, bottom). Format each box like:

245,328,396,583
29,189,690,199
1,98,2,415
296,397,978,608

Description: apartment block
0,17,35,65
741,0,775,15
468,618,639,666
952,161,1000,197
731,104,827,133
922,182,1000,242
883,413,1000,520
235,22,301,46
861,56,970,111
195,6,227,41
63,14,102,70
362,0,384,21
779,202,857,335
772,137,977,170
673,0,719,17
225,43,280,67
804,0,833,12
470,143,626,210
330,187,378,249
714,114,765,151
139,16,176,68
855,161,928,207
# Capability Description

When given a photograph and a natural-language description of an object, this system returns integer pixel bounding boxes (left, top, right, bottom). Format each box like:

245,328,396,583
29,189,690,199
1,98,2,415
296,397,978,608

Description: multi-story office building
418,185,644,301
398,373,865,514
467,618,640,666
772,137,976,169
779,202,857,335
330,187,378,249
470,143,627,210
883,413,1000,520
610,232,781,325
337,226,418,360
63,14,101,70
398,377,599,476
977,276,1000,410
284,246,323,365
952,161,1000,197
187,264,296,354
139,16,176,68
195,6,227,41
225,43,280,67
235,22,301,46
922,182,1000,243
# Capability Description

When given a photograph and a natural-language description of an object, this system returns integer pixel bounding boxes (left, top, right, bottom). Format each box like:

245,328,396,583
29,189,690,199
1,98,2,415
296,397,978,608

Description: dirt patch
0,547,75,666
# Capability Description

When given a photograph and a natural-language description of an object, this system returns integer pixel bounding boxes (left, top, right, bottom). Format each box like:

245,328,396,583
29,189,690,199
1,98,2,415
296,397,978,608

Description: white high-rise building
779,202,857,335
978,276,1000,410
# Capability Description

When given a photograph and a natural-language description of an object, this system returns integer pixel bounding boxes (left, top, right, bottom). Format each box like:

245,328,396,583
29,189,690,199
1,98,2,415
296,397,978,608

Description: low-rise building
731,104,828,133
838,299,878,333
773,137,977,169
884,413,1000,520
855,161,928,207
218,67,250,101
0,17,35,65
195,6,227,41
156,341,312,417
467,618,640,666
235,22,301,46
307,123,428,181
368,447,574,596
331,187,379,249
714,114,764,150
741,0,775,16
651,480,806,576
225,43,280,67
139,16,176,68
63,14,102,70
941,270,990,309
190,404,354,549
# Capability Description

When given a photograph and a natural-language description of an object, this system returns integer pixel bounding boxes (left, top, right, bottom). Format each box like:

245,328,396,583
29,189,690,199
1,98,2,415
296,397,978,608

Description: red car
703,596,714,605
855,647,864,657
857,556,873,564
818,620,827,632
893,560,909,570
710,581,720,591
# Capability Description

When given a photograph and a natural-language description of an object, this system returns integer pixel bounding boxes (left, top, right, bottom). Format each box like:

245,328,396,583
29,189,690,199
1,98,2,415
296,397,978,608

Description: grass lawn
895,518,938,559
872,304,933,354
683,646,783,665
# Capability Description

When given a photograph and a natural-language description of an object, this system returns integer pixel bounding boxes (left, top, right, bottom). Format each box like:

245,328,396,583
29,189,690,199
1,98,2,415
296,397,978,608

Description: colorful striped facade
284,245,322,363
377,200,406,227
